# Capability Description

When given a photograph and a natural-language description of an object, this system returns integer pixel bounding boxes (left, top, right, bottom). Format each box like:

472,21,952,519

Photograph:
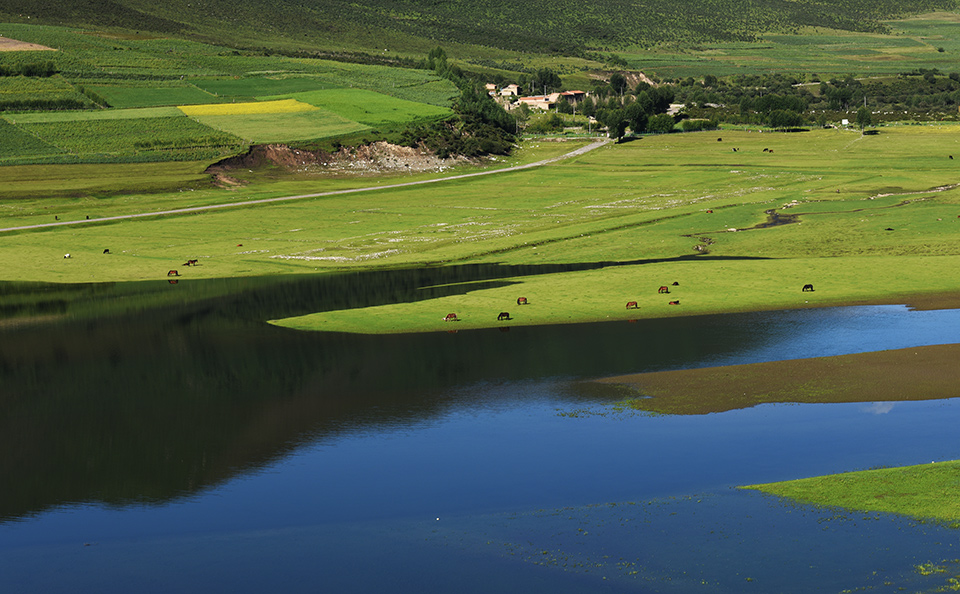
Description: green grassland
622,15,960,79
741,461,960,524
2,126,960,333
1,0,954,62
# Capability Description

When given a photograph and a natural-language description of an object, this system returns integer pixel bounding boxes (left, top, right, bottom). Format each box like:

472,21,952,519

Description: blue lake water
1,290,959,593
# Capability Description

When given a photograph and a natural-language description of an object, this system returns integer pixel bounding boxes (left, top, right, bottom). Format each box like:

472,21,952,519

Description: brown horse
498,312,510,321
668,300,680,305
658,286,670,294
443,313,459,321
626,301,639,309
517,297,528,305
167,270,179,277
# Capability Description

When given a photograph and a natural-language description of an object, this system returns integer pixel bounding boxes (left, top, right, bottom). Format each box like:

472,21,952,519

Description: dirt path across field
0,138,610,234
0,37,55,51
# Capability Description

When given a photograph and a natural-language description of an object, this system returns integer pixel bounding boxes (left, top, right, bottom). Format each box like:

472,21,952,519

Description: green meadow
741,461,960,525
3,125,960,334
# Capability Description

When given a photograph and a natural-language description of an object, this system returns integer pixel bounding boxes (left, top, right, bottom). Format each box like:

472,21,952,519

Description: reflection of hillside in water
0,266,760,523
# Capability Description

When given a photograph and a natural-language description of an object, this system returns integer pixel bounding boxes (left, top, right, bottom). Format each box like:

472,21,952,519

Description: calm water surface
1,274,959,593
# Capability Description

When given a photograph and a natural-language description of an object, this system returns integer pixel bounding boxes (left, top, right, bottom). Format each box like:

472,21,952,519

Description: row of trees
404,48,517,157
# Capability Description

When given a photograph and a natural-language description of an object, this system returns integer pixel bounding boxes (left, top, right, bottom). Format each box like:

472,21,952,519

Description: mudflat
599,342,960,415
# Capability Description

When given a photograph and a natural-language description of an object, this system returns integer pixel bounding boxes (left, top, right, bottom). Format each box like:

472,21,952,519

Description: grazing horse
184,259,199,266
668,300,680,305
658,286,670,294
717,138,722,142
498,312,510,321
103,249,110,254
443,313,458,321
671,281,679,286
802,284,814,292
517,297,528,305
626,301,639,309
167,270,179,277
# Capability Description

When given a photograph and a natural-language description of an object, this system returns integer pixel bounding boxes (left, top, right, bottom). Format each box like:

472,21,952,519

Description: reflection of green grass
191,109,369,142
741,460,960,524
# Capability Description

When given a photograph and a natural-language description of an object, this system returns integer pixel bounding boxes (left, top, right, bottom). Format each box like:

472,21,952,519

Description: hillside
1,0,956,58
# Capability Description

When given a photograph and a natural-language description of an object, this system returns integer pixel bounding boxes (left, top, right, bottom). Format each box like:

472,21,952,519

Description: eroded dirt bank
207,142,471,179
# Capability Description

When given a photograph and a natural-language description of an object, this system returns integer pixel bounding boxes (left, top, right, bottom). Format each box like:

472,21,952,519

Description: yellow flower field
178,99,317,116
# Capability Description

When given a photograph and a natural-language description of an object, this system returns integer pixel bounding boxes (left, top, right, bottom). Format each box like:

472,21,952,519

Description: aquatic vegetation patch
600,343,960,415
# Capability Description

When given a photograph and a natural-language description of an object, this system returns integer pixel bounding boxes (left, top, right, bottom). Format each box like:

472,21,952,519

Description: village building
516,90,588,110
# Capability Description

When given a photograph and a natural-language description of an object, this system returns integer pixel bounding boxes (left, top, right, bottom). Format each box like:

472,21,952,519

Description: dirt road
0,139,610,234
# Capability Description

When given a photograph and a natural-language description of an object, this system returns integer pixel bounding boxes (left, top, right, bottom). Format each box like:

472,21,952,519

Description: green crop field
193,77,338,98
18,116,242,160
0,119,64,162
262,88,452,126
189,109,369,143
87,83,220,108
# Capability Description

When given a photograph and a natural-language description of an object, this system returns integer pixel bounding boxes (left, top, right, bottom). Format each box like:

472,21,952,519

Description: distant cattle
626,301,639,309
802,284,814,292
443,313,458,321
517,297,528,305
167,270,179,277
668,300,680,305
498,312,510,321
658,286,670,294
63,253,70,259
